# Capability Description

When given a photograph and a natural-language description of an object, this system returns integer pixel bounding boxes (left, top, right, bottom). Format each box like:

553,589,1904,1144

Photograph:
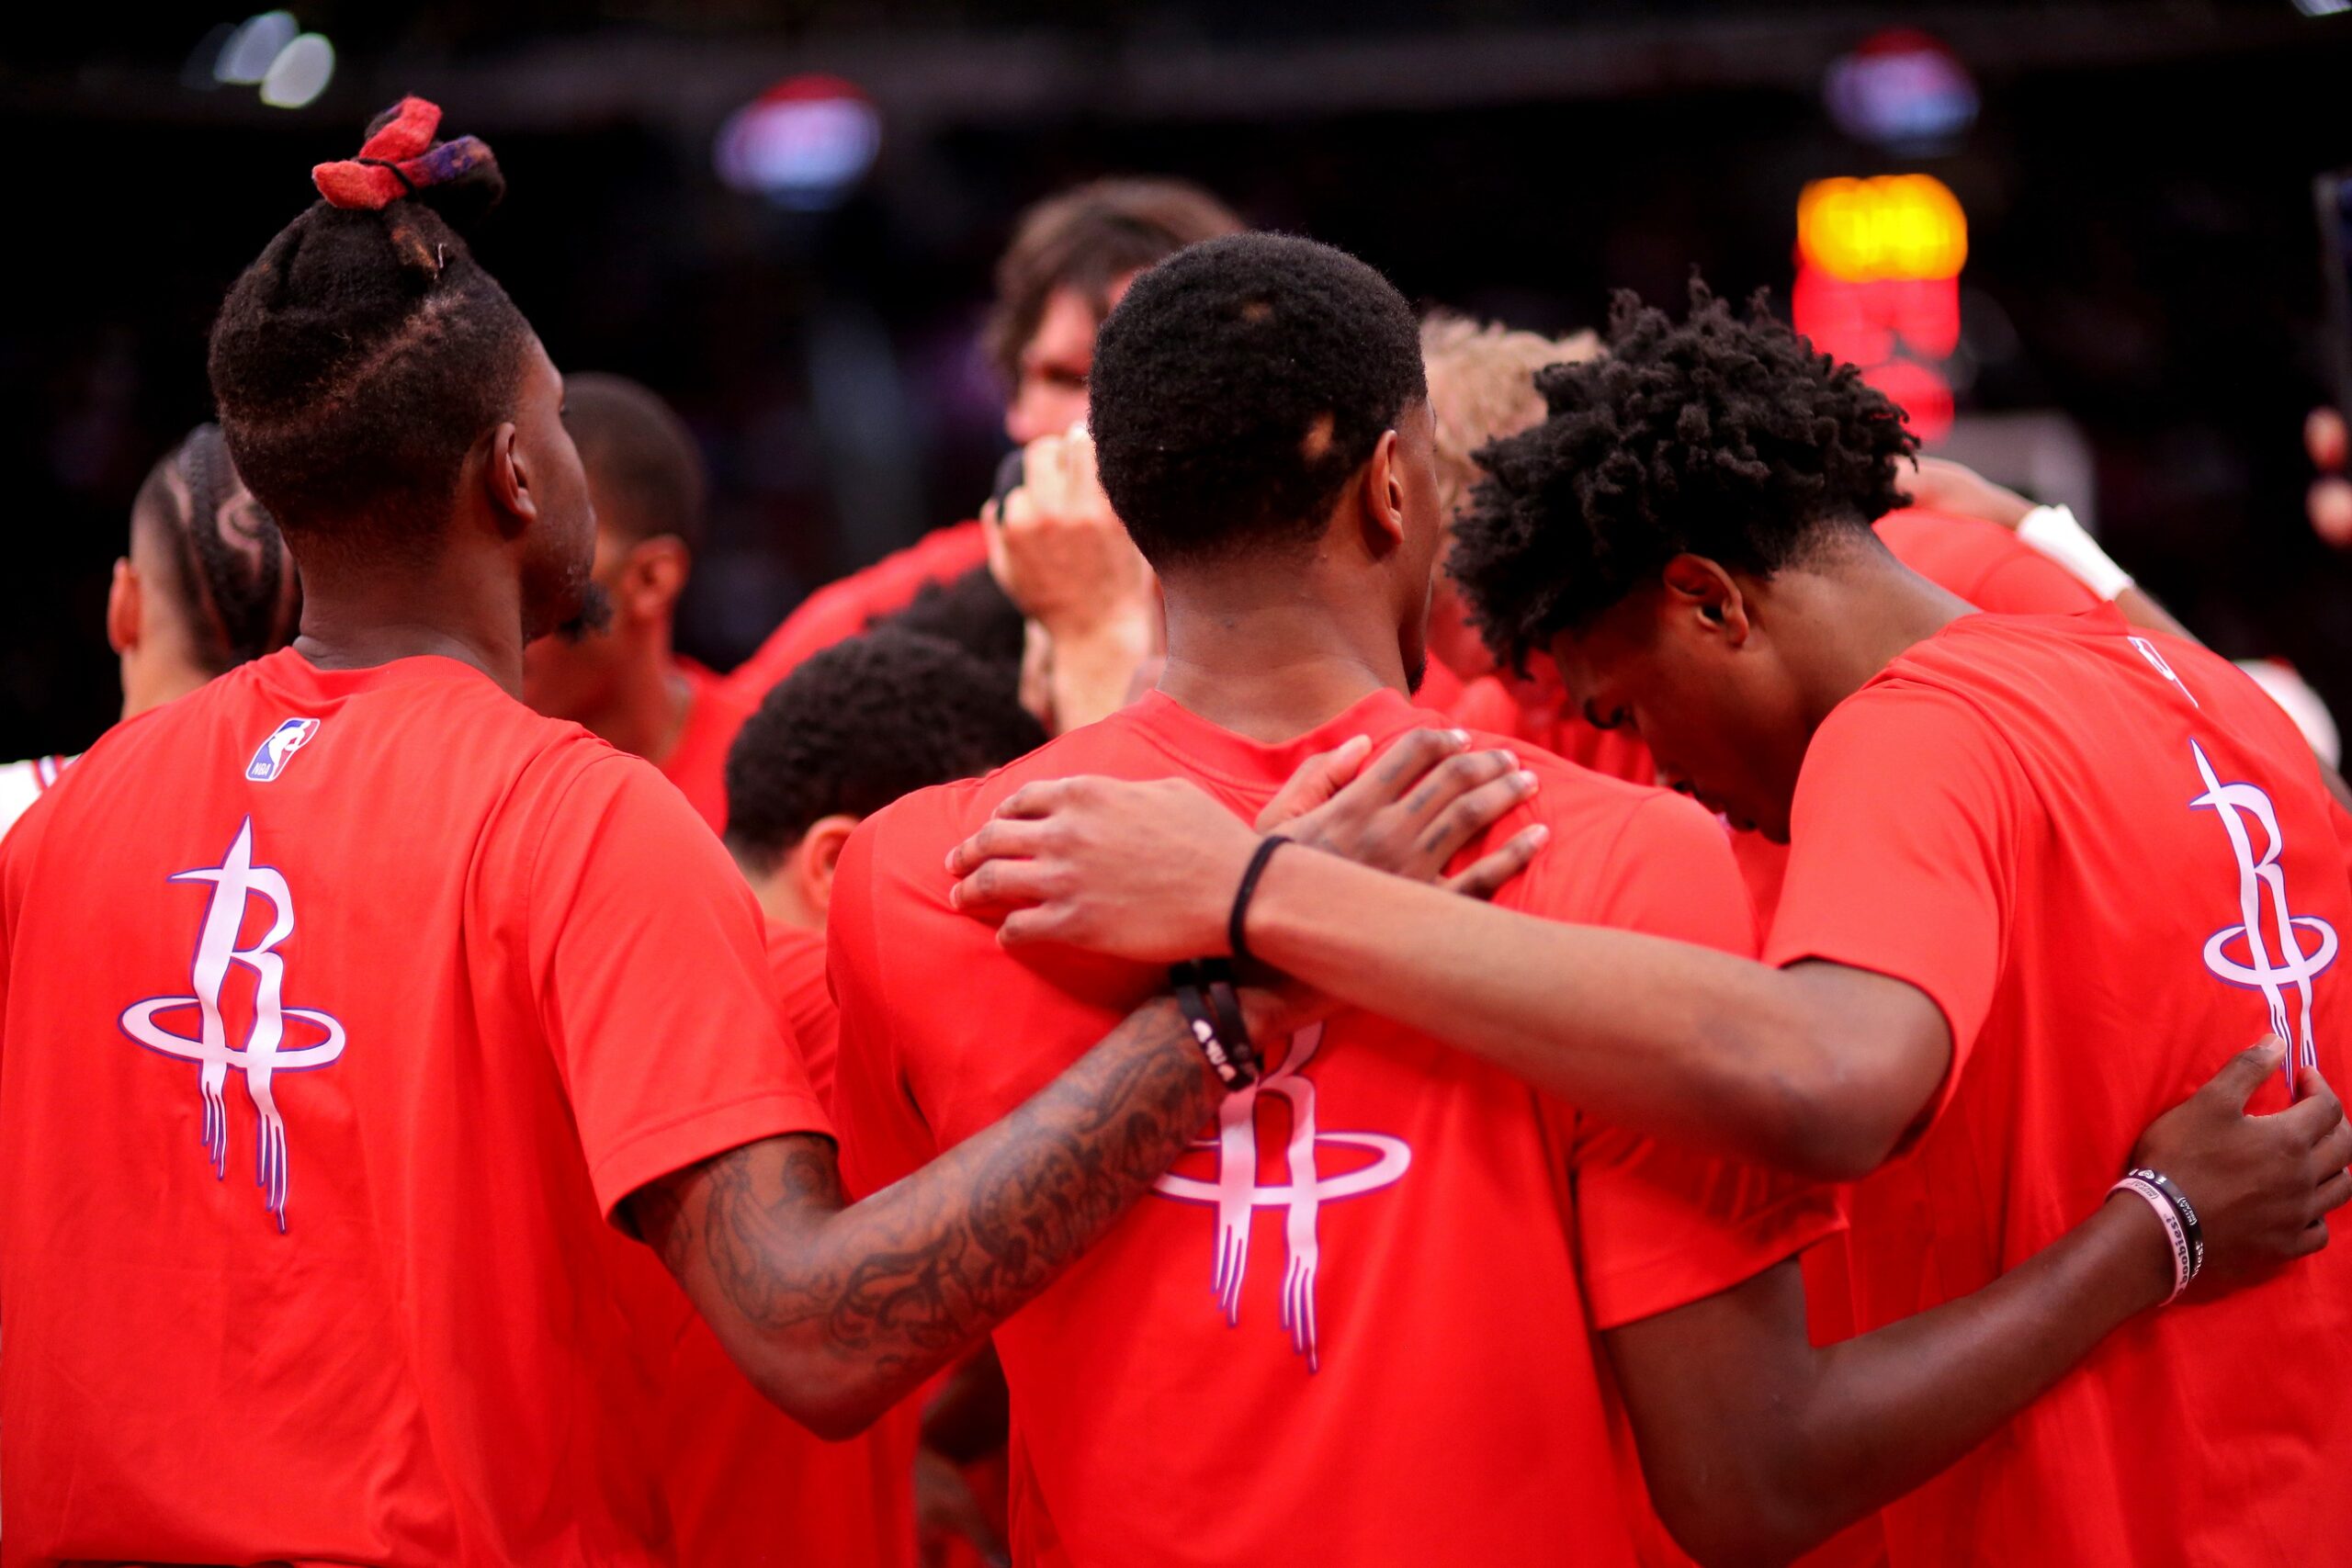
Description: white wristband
2017,504,2133,602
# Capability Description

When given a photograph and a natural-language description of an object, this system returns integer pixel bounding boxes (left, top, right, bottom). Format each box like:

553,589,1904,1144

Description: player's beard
554,582,616,644
1405,649,1427,695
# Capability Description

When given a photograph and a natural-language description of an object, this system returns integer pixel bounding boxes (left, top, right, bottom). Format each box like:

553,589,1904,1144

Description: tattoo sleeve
628,994,1223,1432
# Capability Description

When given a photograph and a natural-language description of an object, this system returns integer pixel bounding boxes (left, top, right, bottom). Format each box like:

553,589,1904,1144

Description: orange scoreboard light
1792,174,1965,441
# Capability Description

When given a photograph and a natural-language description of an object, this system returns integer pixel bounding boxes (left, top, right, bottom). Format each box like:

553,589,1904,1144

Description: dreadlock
129,424,303,674
1449,280,1918,674
208,96,530,564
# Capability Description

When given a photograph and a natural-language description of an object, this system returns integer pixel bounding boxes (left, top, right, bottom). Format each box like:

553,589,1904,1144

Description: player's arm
628,734,1539,1438
951,773,1943,1180
1606,1041,2351,1566
626,991,1233,1438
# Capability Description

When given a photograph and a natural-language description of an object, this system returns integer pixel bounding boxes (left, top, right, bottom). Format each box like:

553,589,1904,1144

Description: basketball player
849,234,2343,1566
0,423,300,836
521,372,751,830
0,103,1513,1565
947,281,2352,1566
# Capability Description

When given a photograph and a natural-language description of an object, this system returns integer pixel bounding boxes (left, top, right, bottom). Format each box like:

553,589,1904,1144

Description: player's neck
288,548,533,695
1786,550,1975,728
574,633,690,766
1156,562,1414,743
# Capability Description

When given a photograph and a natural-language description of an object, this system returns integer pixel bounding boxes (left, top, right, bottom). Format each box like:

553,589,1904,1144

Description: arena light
259,33,334,109
1797,175,1967,283
214,11,297,85
1824,29,1978,151
1793,174,1967,443
2292,0,2350,17
714,76,882,210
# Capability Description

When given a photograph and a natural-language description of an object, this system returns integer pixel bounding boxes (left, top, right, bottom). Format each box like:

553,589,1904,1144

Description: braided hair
1449,281,1918,674
208,97,530,562
130,424,303,674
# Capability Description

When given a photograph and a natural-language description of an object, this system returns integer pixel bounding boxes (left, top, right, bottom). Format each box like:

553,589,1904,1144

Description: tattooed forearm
629,994,1225,1433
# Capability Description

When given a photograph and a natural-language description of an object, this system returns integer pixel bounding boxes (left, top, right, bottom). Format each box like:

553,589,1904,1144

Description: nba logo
245,718,320,784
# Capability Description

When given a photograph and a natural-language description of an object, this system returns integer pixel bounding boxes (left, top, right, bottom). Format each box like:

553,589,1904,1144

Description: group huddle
2,96,2348,1568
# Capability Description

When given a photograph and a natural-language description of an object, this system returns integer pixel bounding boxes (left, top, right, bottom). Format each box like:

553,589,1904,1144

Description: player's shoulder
857,710,1156,866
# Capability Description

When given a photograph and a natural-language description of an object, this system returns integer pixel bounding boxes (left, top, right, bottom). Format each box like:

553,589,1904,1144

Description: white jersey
0,754,77,842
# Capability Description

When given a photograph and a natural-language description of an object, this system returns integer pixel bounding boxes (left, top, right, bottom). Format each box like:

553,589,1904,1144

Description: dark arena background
7,1,2352,751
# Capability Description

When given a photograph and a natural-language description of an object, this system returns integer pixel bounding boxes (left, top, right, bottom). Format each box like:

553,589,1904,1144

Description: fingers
2272,1064,2346,1155
945,816,1053,876
993,777,1083,820
2207,1037,2289,1111
1258,734,1373,830
2312,1168,2352,1221
1415,764,1539,863
2308,1103,2352,1183
1369,728,1470,792
1442,823,1549,901
948,857,1057,913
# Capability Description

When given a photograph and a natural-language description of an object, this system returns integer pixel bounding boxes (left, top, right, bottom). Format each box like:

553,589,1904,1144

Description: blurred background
8,0,2352,754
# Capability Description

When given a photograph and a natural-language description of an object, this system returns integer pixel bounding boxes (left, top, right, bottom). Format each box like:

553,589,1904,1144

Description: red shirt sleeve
1967,548,2105,616
1521,792,1842,1330
1763,683,2027,1132
523,753,833,1222
726,521,991,704
824,810,944,1201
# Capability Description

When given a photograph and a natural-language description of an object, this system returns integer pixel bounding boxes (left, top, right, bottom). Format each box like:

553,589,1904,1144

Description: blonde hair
1420,312,1600,521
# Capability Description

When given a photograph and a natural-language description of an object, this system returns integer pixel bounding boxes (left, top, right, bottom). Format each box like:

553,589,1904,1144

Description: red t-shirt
828,686,1837,1568
629,919,919,1568
662,657,756,835
1766,611,2352,1567
0,649,831,1566
728,521,991,705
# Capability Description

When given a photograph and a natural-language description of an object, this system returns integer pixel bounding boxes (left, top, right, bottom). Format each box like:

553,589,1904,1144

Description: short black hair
1451,282,1918,673
564,373,707,553
1088,231,1428,570
724,630,1046,872
209,100,531,563
876,565,1026,677
129,424,303,674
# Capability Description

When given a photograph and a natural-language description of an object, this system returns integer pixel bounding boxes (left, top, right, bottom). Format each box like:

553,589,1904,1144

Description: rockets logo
119,817,346,1231
1150,1024,1411,1371
2189,739,2336,1088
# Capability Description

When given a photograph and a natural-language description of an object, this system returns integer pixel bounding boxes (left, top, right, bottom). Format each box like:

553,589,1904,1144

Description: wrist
2097,1189,2184,1316
1040,598,1155,649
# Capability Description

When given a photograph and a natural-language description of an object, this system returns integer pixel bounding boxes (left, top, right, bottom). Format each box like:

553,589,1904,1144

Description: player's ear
794,814,861,921
107,558,141,656
1355,426,1407,560
481,422,536,541
1660,555,1751,648
617,536,689,623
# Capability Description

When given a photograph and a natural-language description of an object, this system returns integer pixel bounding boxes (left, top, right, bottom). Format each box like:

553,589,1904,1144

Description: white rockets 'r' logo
2189,739,2336,1089
119,817,346,1231
1149,1024,1410,1371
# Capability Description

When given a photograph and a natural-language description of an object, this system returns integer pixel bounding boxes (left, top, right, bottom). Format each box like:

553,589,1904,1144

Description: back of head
1451,281,1917,673
208,97,531,564
1088,231,1428,570
562,373,707,553
983,176,1243,383
130,423,304,674
724,630,1046,872
1419,313,1600,524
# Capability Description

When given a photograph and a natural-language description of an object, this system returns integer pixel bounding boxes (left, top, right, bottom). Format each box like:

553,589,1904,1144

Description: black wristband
1171,962,1258,1090
1229,836,1291,967
2128,1168,2204,1278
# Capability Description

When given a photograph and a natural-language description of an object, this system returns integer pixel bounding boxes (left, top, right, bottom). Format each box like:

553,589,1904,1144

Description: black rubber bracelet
1228,836,1291,967
1170,967,1256,1089
1204,978,1256,1077
2130,1168,2204,1278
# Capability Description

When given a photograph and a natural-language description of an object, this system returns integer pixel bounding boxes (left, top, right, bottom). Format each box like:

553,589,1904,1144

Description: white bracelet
2110,1175,2191,1303
2017,504,2134,602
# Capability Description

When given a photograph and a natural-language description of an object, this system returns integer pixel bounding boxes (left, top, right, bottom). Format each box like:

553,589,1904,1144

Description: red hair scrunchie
311,96,492,211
